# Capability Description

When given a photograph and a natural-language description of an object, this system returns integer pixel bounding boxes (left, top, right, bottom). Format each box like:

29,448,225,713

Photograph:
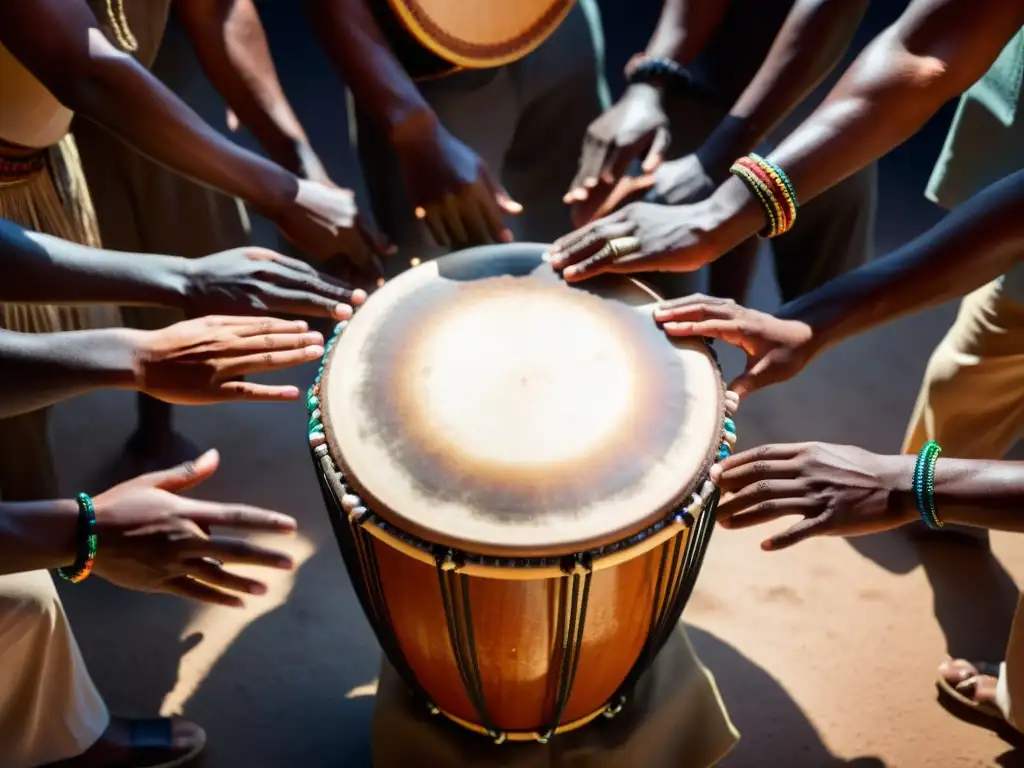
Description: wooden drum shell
313,447,719,741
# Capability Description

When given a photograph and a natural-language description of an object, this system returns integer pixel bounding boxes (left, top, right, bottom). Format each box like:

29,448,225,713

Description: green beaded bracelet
56,492,98,583
912,441,943,529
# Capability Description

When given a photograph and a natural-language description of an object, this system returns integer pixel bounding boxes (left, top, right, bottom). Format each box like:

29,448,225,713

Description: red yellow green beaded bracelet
56,492,98,583
729,154,799,238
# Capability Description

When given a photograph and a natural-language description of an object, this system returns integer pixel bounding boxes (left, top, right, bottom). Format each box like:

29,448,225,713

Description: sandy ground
44,3,1024,767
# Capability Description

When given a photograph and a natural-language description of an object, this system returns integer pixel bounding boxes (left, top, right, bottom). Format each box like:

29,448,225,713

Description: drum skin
310,244,728,740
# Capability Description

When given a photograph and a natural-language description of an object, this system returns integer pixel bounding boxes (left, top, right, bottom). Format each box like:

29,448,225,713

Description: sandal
51,716,206,768
937,658,1006,722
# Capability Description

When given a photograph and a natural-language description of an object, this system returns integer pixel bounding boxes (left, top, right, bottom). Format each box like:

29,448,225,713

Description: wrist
3,498,80,570
695,117,760,182
251,162,300,220
698,175,765,257
98,328,151,390
876,454,919,525
387,107,442,150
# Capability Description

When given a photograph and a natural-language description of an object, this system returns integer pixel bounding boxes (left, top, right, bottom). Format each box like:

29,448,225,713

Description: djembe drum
308,244,734,744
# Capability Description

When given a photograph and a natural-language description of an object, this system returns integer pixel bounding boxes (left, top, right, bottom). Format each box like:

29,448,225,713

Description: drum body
309,245,733,743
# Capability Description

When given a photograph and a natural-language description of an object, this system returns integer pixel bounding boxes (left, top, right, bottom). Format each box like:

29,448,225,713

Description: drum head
388,0,575,68
322,244,724,558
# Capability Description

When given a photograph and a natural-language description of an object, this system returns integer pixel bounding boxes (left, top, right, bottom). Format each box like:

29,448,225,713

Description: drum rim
313,246,730,558
387,0,577,69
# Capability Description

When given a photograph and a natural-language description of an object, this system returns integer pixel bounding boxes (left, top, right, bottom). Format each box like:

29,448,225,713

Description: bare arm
175,0,324,179
301,0,431,134
0,217,189,307
700,0,1024,256
0,329,138,419
0,0,296,219
0,499,78,575
887,456,1024,533
644,0,730,66
698,0,871,173
780,168,1024,355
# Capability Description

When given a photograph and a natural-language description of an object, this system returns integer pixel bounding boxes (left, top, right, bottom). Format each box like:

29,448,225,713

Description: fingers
248,247,317,275
663,319,747,348
549,217,635,271
207,317,310,336
717,479,809,521
218,330,323,354
483,171,522,215
184,558,269,597
134,448,220,493
654,294,734,321
642,126,671,173
765,517,825,551
441,194,469,245
357,217,395,257
213,381,302,401
201,535,296,569
259,288,354,321
182,500,298,534
712,444,805,482
718,496,820,531
716,458,804,492
474,180,513,243
164,575,244,608
565,135,607,203
418,205,451,249
215,344,324,378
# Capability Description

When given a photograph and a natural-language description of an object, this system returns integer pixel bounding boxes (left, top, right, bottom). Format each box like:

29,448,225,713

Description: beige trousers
0,570,108,768
371,624,738,768
901,276,1024,725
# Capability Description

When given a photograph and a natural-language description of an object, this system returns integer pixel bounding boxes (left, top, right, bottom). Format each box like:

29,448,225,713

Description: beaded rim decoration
307,313,737,570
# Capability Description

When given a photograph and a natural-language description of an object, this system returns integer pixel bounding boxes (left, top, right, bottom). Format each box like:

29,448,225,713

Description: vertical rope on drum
435,554,502,742
605,516,691,713
313,452,433,710
540,557,593,743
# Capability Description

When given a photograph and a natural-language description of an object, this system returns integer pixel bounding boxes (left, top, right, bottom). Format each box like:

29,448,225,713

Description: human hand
129,316,323,404
549,201,722,282
184,247,367,320
272,180,390,290
392,112,522,248
654,296,814,398
569,153,719,228
564,84,669,205
91,449,297,606
713,443,916,551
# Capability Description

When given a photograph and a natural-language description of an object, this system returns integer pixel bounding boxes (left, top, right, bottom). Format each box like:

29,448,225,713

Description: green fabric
927,28,1024,303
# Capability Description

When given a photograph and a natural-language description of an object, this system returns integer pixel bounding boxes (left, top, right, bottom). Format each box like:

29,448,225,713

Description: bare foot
49,716,205,767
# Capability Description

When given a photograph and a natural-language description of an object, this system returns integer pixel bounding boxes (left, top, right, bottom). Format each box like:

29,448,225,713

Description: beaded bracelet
625,55,694,90
56,492,98,583
912,441,944,530
728,154,799,238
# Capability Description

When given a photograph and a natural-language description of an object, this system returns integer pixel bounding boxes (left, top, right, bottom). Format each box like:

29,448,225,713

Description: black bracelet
626,56,695,90
56,492,98,584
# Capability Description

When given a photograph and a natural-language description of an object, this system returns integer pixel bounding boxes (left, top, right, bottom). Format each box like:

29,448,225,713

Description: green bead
308,417,322,431
723,417,736,435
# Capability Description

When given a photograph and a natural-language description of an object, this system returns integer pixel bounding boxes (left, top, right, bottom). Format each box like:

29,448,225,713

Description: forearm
645,0,729,65
777,169,1024,354
0,329,138,419
177,0,313,173
700,0,869,170
0,499,78,575
890,457,1024,533
698,0,1024,255
301,0,431,132
0,1,297,218
0,217,189,307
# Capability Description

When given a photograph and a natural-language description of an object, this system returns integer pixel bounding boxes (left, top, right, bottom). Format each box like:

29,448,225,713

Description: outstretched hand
129,316,324,404
185,247,367,320
654,295,815,397
712,443,915,551
92,449,297,606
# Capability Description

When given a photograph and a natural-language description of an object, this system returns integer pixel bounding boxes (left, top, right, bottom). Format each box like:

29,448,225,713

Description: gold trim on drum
387,0,577,70
436,701,607,743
